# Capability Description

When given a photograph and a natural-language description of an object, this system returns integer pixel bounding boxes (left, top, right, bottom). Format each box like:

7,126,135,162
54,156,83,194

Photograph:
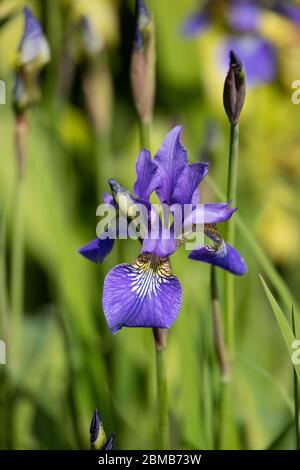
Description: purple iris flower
183,1,300,85
79,126,247,334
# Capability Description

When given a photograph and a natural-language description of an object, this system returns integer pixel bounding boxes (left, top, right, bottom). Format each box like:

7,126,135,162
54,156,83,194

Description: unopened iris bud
13,7,50,113
90,409,106,450
18,7,50,71
109,178,138,218
102,433,115,450
130,0,155,124
223,50,246,125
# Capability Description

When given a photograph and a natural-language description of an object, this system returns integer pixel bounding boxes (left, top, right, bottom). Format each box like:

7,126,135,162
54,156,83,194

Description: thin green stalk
0,208,9,338
224,123,239,361
292,307,300,450
211,266,231,381
95,135,112,202
10,174,25,368
139,121,150,150
10,114,28,370
153,328,169,450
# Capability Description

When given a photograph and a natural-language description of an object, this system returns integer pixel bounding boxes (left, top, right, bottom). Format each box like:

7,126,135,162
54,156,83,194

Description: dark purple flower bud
102,433,115,450
223,50,246,125
90,408,106,450
130,0,155,124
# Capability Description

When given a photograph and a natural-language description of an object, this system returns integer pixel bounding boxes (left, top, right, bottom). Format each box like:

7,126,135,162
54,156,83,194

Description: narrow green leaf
292,307,300,450
260,275,300,384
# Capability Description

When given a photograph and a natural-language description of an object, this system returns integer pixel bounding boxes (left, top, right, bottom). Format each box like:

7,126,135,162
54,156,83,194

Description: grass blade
260,275,300,383
292,307,300,450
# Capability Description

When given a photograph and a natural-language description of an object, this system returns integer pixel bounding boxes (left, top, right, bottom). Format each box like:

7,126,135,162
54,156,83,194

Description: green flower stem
95,134,112,202
224,123,239,361
139,121,150,150
211,266,231,381
0,208,9,339
153,328,169,450
11,113,28,369
10,172,25,369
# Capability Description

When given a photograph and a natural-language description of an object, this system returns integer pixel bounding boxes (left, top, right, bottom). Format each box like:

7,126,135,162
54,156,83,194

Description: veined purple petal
19,7,50,65
154,126,188,205
134,149,159,201
219,36,277,86
182,11,210,37
78,237,114,263
189,241,247,275
228,0,260,33
102,255,182,333
171,162,209,205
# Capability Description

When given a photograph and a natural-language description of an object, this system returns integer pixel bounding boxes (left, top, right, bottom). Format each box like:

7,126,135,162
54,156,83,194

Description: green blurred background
0,0,300,450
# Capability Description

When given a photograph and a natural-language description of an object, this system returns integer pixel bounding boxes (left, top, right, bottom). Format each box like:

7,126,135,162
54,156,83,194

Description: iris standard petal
154,125,188,205
142,234,177,258
78,237,114,263
171,162,209,205
189,241,247,275
141,206,177,257
228,0,260,33
219,36,277,86
134,149,159,201
182,11,210,37
102,254,182,333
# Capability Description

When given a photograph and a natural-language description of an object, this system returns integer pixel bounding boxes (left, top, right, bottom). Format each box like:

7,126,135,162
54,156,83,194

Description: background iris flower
79,126,247,333
14,7,50,111
183,0,300,85
18,7,50,68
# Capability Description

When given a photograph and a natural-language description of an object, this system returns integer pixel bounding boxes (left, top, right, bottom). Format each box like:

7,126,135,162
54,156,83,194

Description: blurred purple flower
19,7,50,66
183,0,300,85
79,126,247,333
220,36,276,86
14,7,50,113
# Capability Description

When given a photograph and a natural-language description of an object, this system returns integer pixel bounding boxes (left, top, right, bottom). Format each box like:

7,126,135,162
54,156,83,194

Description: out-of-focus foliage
0,0,299,450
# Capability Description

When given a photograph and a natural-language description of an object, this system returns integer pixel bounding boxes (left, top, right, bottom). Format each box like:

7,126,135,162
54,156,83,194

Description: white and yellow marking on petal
128,254,172,300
